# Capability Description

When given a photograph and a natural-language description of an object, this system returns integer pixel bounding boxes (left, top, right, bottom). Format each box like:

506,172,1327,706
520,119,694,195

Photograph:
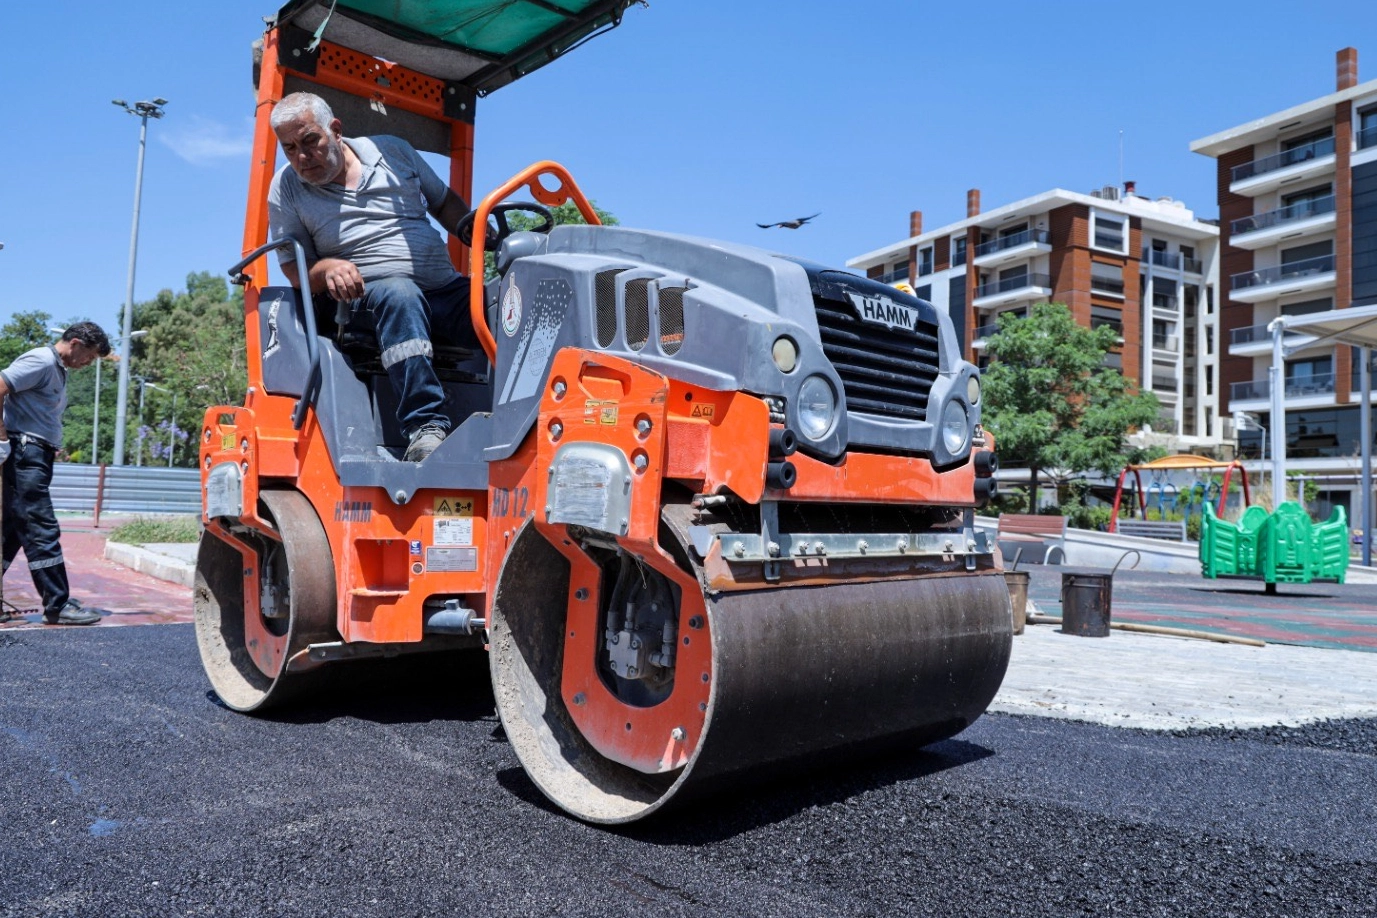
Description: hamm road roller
196,0,1011,823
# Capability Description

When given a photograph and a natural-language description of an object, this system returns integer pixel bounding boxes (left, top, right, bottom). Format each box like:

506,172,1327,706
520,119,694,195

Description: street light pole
167,391,177,467
111,97,167,466
91,329,147,464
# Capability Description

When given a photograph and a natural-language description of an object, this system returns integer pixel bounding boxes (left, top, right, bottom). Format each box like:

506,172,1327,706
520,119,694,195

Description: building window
1091,261,1124,297
1090,305,1123,335
914,284,932,301
952,236,967,267
918,246,934,276
1360,105,1377,150
1281,297,1332,317
1092,212,1126,253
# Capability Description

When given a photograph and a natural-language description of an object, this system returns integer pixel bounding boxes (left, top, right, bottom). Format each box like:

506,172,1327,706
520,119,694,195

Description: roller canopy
273,0,639,93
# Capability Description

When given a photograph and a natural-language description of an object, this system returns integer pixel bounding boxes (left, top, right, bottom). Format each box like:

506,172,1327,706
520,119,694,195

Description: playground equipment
1110,455,1251,534
1199,502,1349,592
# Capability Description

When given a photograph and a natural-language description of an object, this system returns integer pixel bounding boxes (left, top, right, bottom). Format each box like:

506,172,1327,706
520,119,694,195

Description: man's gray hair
270,92,335,130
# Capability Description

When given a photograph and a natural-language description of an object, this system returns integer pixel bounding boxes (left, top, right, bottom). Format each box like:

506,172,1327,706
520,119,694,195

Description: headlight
941,401,969,453
797,375,837,440
966,375,981,404
772,336,798,373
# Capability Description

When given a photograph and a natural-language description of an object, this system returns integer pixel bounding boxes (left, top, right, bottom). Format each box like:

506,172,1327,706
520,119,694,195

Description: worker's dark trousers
335,274,476,438
2,437,69,617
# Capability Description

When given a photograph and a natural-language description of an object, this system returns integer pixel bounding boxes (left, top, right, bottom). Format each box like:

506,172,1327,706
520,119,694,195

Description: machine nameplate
711,529,993,562
434,517,474,546
426,547,478,572
846,291,922,333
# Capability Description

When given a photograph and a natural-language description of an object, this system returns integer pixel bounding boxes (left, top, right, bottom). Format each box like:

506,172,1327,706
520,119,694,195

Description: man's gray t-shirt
268,135,460,292
1,345,66,447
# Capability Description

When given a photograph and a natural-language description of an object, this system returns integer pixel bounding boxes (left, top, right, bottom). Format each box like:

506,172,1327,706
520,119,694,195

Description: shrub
108,515,201,544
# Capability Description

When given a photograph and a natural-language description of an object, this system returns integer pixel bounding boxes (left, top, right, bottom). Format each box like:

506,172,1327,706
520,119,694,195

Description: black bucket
1061,571,1112,636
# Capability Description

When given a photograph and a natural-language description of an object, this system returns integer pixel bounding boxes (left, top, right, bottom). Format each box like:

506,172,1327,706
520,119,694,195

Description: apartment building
1191,47,1377,512
847,186,1222,447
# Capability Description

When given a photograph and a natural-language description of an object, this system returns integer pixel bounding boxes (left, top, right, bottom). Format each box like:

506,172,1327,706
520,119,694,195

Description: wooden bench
1115,519,1187,542
996,514,1068,565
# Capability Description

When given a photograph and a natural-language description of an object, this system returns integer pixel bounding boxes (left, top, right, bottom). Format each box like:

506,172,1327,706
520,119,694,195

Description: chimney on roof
1338,47,1358,90
1124,180,1136,196
966,189,980,218
909,210,923,237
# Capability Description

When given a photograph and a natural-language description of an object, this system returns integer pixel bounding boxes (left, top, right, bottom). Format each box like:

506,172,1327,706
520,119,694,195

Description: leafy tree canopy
981,301,1161,512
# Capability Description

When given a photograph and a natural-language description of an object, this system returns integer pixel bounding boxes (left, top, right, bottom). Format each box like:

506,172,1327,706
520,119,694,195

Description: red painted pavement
0,523,192,630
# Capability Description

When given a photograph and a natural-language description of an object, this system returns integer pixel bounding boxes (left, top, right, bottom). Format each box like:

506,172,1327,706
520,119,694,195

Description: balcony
1144,249,1182,270
1152,333,1180,352
974,272,1052,309
1229,136,1336,197
1228,253,1335,304
875,267,909,285
1228,322,1327,357
1360,125,1377,151
1151,294,1178,313
1182,255,1203,274
972,228,1051,267
1229,194,1336,250
1229,372,1338,408
970,322,1001,349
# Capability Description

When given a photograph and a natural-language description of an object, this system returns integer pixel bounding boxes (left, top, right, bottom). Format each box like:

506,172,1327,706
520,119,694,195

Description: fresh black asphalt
1,625,1374,917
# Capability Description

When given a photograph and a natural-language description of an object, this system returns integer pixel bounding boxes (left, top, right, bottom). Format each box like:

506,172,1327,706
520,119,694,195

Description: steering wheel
456,201,554,252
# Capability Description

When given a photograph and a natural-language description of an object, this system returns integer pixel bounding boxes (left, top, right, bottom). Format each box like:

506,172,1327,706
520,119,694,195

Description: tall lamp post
91,329,147,464
111,97,167,466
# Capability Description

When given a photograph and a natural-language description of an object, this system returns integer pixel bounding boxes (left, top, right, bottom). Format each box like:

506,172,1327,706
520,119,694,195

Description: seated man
268,91,476,461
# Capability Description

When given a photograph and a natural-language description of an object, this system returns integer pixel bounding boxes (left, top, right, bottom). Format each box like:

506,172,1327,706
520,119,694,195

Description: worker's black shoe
404,424,447,462
43,600,103,626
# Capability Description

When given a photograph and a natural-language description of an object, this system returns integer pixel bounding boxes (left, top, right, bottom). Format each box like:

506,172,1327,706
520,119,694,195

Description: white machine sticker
501,283,523,337
434,517,474,546
426,547,478,572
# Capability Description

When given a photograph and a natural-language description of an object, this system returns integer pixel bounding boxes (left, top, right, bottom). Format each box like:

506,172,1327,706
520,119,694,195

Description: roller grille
658,287,686,355
625,279,652,351
813,297,940,420
594,269,621,347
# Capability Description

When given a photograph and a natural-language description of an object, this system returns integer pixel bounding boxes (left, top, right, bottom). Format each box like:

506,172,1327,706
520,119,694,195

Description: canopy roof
274,0,638,94
1130,454,1242,471
1276,302,1377,350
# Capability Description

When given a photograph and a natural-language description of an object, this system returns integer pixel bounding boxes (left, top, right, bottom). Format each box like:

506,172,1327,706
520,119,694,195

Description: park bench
996,514,1067,565
1114,519,1187,542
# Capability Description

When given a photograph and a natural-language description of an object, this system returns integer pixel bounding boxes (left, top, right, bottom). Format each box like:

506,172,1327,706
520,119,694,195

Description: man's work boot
404,424,447,462
44,600,103,626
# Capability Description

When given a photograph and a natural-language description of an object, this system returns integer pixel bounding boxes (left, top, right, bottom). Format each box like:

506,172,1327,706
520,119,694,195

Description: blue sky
2,1,1374,332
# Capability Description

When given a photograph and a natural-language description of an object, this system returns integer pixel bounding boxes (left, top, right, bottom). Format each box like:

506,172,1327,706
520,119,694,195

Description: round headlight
797,375,837,440
966,375,981,404
941,401,969,453
772,336,799,373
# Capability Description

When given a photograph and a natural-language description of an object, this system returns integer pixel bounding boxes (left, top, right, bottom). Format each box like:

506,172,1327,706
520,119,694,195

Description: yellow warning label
584,399,618,425
433,497,475,517
222,434,236,451
691,404,715,419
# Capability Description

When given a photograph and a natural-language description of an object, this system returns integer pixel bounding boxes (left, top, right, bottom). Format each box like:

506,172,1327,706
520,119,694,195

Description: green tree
484,200,619,278
0,311,56,368
982,302,1160,512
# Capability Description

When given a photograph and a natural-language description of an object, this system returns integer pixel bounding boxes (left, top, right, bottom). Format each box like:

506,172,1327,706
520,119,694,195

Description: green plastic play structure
1199,501,1349,592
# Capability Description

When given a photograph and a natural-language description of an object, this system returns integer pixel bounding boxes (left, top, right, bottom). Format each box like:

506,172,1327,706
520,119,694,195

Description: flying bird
757,212,820,230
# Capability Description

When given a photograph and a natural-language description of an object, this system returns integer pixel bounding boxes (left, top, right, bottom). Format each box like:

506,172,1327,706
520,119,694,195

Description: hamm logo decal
845,291,922,333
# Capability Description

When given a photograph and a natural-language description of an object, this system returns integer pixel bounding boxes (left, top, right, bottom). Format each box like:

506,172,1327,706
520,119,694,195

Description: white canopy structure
1266,303,1377,564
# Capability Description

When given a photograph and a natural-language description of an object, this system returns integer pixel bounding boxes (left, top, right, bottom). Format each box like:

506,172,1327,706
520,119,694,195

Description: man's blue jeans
2,436,69,617
342,274,478,437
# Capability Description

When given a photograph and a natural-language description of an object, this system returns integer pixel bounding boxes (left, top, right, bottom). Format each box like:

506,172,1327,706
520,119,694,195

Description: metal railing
876,267,909,285
974,228,1049,258
952,247,968,267
1151,294,1178,311
1230,253,1335,291
1359,125,1377,151
1229,372,1337,401
1152,334,1179,350
1182,256,1203,273
51,464,201,518
1144,250,1181,270
972,322,1001,340
1231,136,1335,182
1230,194,1335,236
975,272,1052,299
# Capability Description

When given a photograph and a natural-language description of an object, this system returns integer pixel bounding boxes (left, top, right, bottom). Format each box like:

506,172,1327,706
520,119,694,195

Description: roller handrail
228,238,319,430
468,161,602,362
